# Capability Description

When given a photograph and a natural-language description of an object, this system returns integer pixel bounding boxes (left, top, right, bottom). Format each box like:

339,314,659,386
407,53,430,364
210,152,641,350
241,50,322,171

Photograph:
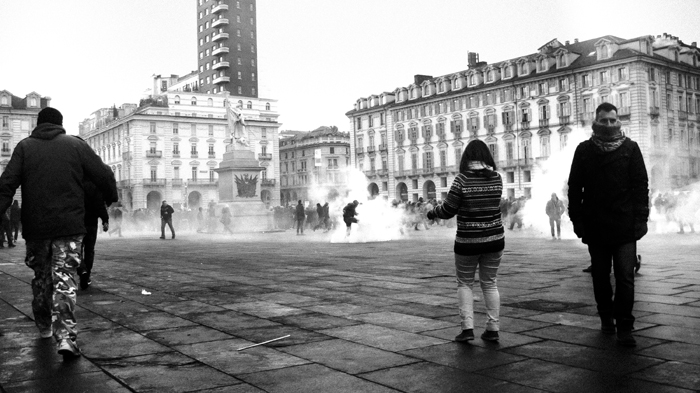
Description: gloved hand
426,210,436,221
102,222,109,232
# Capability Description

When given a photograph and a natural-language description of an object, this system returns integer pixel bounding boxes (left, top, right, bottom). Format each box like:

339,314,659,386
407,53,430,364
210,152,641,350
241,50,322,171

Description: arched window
174,95,180,104
246,101,252,109
207,98,213,106
237,100,243,108
191,97,197,106
265,102,270,110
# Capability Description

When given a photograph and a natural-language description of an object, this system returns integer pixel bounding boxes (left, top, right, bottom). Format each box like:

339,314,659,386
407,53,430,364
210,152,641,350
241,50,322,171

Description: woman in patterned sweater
427,139,505,342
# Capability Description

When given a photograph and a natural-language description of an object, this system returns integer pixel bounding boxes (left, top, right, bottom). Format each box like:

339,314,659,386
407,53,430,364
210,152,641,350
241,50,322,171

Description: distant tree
330,126,338,133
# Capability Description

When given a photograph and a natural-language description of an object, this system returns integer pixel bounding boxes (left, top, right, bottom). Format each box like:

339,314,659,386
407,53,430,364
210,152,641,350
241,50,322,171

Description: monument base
214,148,273,233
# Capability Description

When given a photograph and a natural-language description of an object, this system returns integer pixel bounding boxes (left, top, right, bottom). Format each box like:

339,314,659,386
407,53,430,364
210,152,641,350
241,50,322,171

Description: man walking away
0,207,14,248
568,102,649,347
109,206,123,237
78,180,109,290
10,200,21,241
160,200,175,239
545,193,565,239
295,200,305,235
0,107,118,359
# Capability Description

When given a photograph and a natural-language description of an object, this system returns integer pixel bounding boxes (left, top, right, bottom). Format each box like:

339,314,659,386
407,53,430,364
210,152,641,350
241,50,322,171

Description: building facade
79,91,280,211
279,127,351,205
347,34,700,202
0,90,51,200
196,0,258,97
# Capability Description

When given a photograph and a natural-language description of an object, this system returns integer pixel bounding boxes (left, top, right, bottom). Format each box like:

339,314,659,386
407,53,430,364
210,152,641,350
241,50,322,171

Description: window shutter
475,117,480,129
556,103,561,117
450,120,455,133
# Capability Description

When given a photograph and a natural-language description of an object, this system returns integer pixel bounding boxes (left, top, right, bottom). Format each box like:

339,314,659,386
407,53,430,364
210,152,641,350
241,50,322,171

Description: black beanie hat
37,107,63,126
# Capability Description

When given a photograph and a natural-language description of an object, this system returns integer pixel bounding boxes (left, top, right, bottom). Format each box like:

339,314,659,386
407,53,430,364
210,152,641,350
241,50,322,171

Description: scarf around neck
591,122,626,152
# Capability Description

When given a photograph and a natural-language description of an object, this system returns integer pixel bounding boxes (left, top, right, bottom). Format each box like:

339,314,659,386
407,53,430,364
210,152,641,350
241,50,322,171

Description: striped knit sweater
432,170,505,255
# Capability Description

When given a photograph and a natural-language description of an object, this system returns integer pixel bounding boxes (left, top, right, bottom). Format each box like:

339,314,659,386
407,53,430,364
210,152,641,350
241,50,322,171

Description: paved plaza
1,226,699,392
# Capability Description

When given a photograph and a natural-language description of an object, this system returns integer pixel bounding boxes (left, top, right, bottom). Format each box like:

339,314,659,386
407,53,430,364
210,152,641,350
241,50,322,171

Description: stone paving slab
1,229,699,392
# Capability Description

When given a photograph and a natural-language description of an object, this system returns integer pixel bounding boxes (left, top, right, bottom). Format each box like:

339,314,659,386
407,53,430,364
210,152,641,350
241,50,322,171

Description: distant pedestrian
545,193,566,239
313,203,324,231
197,207,204,232
220,205,233,234
108,207,123,237
568,102,649,347
0,207,14,248
10,200,21,241
342,200,360,236
322,202,331,231
0,107,118,359
78,180,110,290
160,200,175,239
427,139,504,343
295,200,305,235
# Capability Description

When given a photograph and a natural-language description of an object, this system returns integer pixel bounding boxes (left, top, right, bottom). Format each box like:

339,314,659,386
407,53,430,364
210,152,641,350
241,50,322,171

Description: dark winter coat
295,203,305,220
84,180,109,227
567,138,649,245
161,204,175,220
0,123,118,240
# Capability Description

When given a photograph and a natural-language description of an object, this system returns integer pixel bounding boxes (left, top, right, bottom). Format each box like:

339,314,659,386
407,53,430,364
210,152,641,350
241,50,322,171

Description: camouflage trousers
25,235,84,342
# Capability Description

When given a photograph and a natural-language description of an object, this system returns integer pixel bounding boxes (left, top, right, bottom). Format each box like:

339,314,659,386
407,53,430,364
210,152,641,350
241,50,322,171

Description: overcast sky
1,0,697,133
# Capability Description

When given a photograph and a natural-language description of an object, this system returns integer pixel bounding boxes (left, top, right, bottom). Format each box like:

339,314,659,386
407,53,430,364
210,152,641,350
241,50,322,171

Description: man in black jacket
0,107,118,359
568,102,649,347
160,200,175,239
77,180,110,290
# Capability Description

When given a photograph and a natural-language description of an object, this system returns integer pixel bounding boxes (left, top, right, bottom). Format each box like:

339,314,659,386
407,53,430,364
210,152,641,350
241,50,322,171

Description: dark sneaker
57,338,81,359
172,234,175,239
79,272,90,290
159,236,165,239
582,265,592,273
601,320,616,335
8,243,15,248
455,329,474,342
481,330,500,341
617,331,636,347
635,255,641,273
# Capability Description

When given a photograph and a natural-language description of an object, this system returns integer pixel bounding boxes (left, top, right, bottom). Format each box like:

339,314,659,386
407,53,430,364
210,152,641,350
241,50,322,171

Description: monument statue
225,99,250,149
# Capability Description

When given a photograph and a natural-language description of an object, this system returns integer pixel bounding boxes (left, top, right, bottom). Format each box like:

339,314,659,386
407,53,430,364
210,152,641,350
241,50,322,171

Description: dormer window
598,43,613,60
486,70,494,83
29,97,37,107
469,74,477,86
674,50,679,62
538,58,548,72
453,78,462,90
518,62,528,76
0,95,8,106
503,65,512,78
557,54,568,68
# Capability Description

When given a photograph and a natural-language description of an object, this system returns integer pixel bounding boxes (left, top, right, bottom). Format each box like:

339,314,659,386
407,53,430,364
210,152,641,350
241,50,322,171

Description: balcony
212,61,230,70
171,179,183,187
422,168,435,175
367,146,376,153
649,106,660,116
356,147,364,154
504,123,513,132
261,179,276,187
172,151,180,158
212,3,229,13
408,169,421,177
212,18,229,28
212,32,229,42
213,76,230,84
436,165,455,174
559,116,571,125
117,180,131,188
143,178,166,186
188,179,218,187
191,152,198,158
379,144,388,151
146,150,162,158
377,169,388,176
208,153,216,158
364,170,376,177
1,149,11,157
122,152,132,161
438,134,447,142
258,153,272,160
539,119,549,127
212,46,229,56
518,157,534,166
679,111,688,120
520,121,530,131
499,159,517,169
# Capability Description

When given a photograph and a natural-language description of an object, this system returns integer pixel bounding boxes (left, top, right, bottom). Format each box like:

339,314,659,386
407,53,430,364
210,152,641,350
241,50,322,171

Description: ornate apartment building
279,127,351,205
79,91,280,210
347,34,700,201
0,90,52,201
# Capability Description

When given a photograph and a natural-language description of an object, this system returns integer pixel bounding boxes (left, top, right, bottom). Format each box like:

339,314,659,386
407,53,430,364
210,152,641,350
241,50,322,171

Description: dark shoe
172,234,175,239
601,319,616,334
481,330,500,341
79,272,90,290
582,265,592,273
616,330,637,347
8,243,15,247
57,338,81,359
160,236,165,239
635,255,641,273
455,329,474,342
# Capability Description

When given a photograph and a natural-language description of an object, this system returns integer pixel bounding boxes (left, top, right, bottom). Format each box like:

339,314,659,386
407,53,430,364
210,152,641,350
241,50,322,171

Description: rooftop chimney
468,52,480,67
413,74,433,85
692,42,697,47
565,40,570,45
574,38,579,43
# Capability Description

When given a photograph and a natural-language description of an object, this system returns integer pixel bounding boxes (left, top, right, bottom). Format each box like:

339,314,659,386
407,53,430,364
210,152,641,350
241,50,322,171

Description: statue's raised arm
225,99,249,148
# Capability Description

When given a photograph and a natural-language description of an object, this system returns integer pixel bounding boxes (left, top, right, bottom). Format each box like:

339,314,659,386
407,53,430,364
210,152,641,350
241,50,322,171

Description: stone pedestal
214,148,272,232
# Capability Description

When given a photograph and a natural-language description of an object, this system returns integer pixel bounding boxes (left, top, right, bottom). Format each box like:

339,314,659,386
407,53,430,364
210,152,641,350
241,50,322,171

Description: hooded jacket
0,123,118,240
567,138,649,245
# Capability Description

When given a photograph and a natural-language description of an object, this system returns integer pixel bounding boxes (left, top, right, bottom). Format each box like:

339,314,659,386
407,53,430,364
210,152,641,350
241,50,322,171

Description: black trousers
78,224,98,276
587,242,636,331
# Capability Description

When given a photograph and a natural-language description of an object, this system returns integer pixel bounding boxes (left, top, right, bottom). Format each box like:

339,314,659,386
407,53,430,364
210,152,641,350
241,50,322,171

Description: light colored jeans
455,250,502,331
